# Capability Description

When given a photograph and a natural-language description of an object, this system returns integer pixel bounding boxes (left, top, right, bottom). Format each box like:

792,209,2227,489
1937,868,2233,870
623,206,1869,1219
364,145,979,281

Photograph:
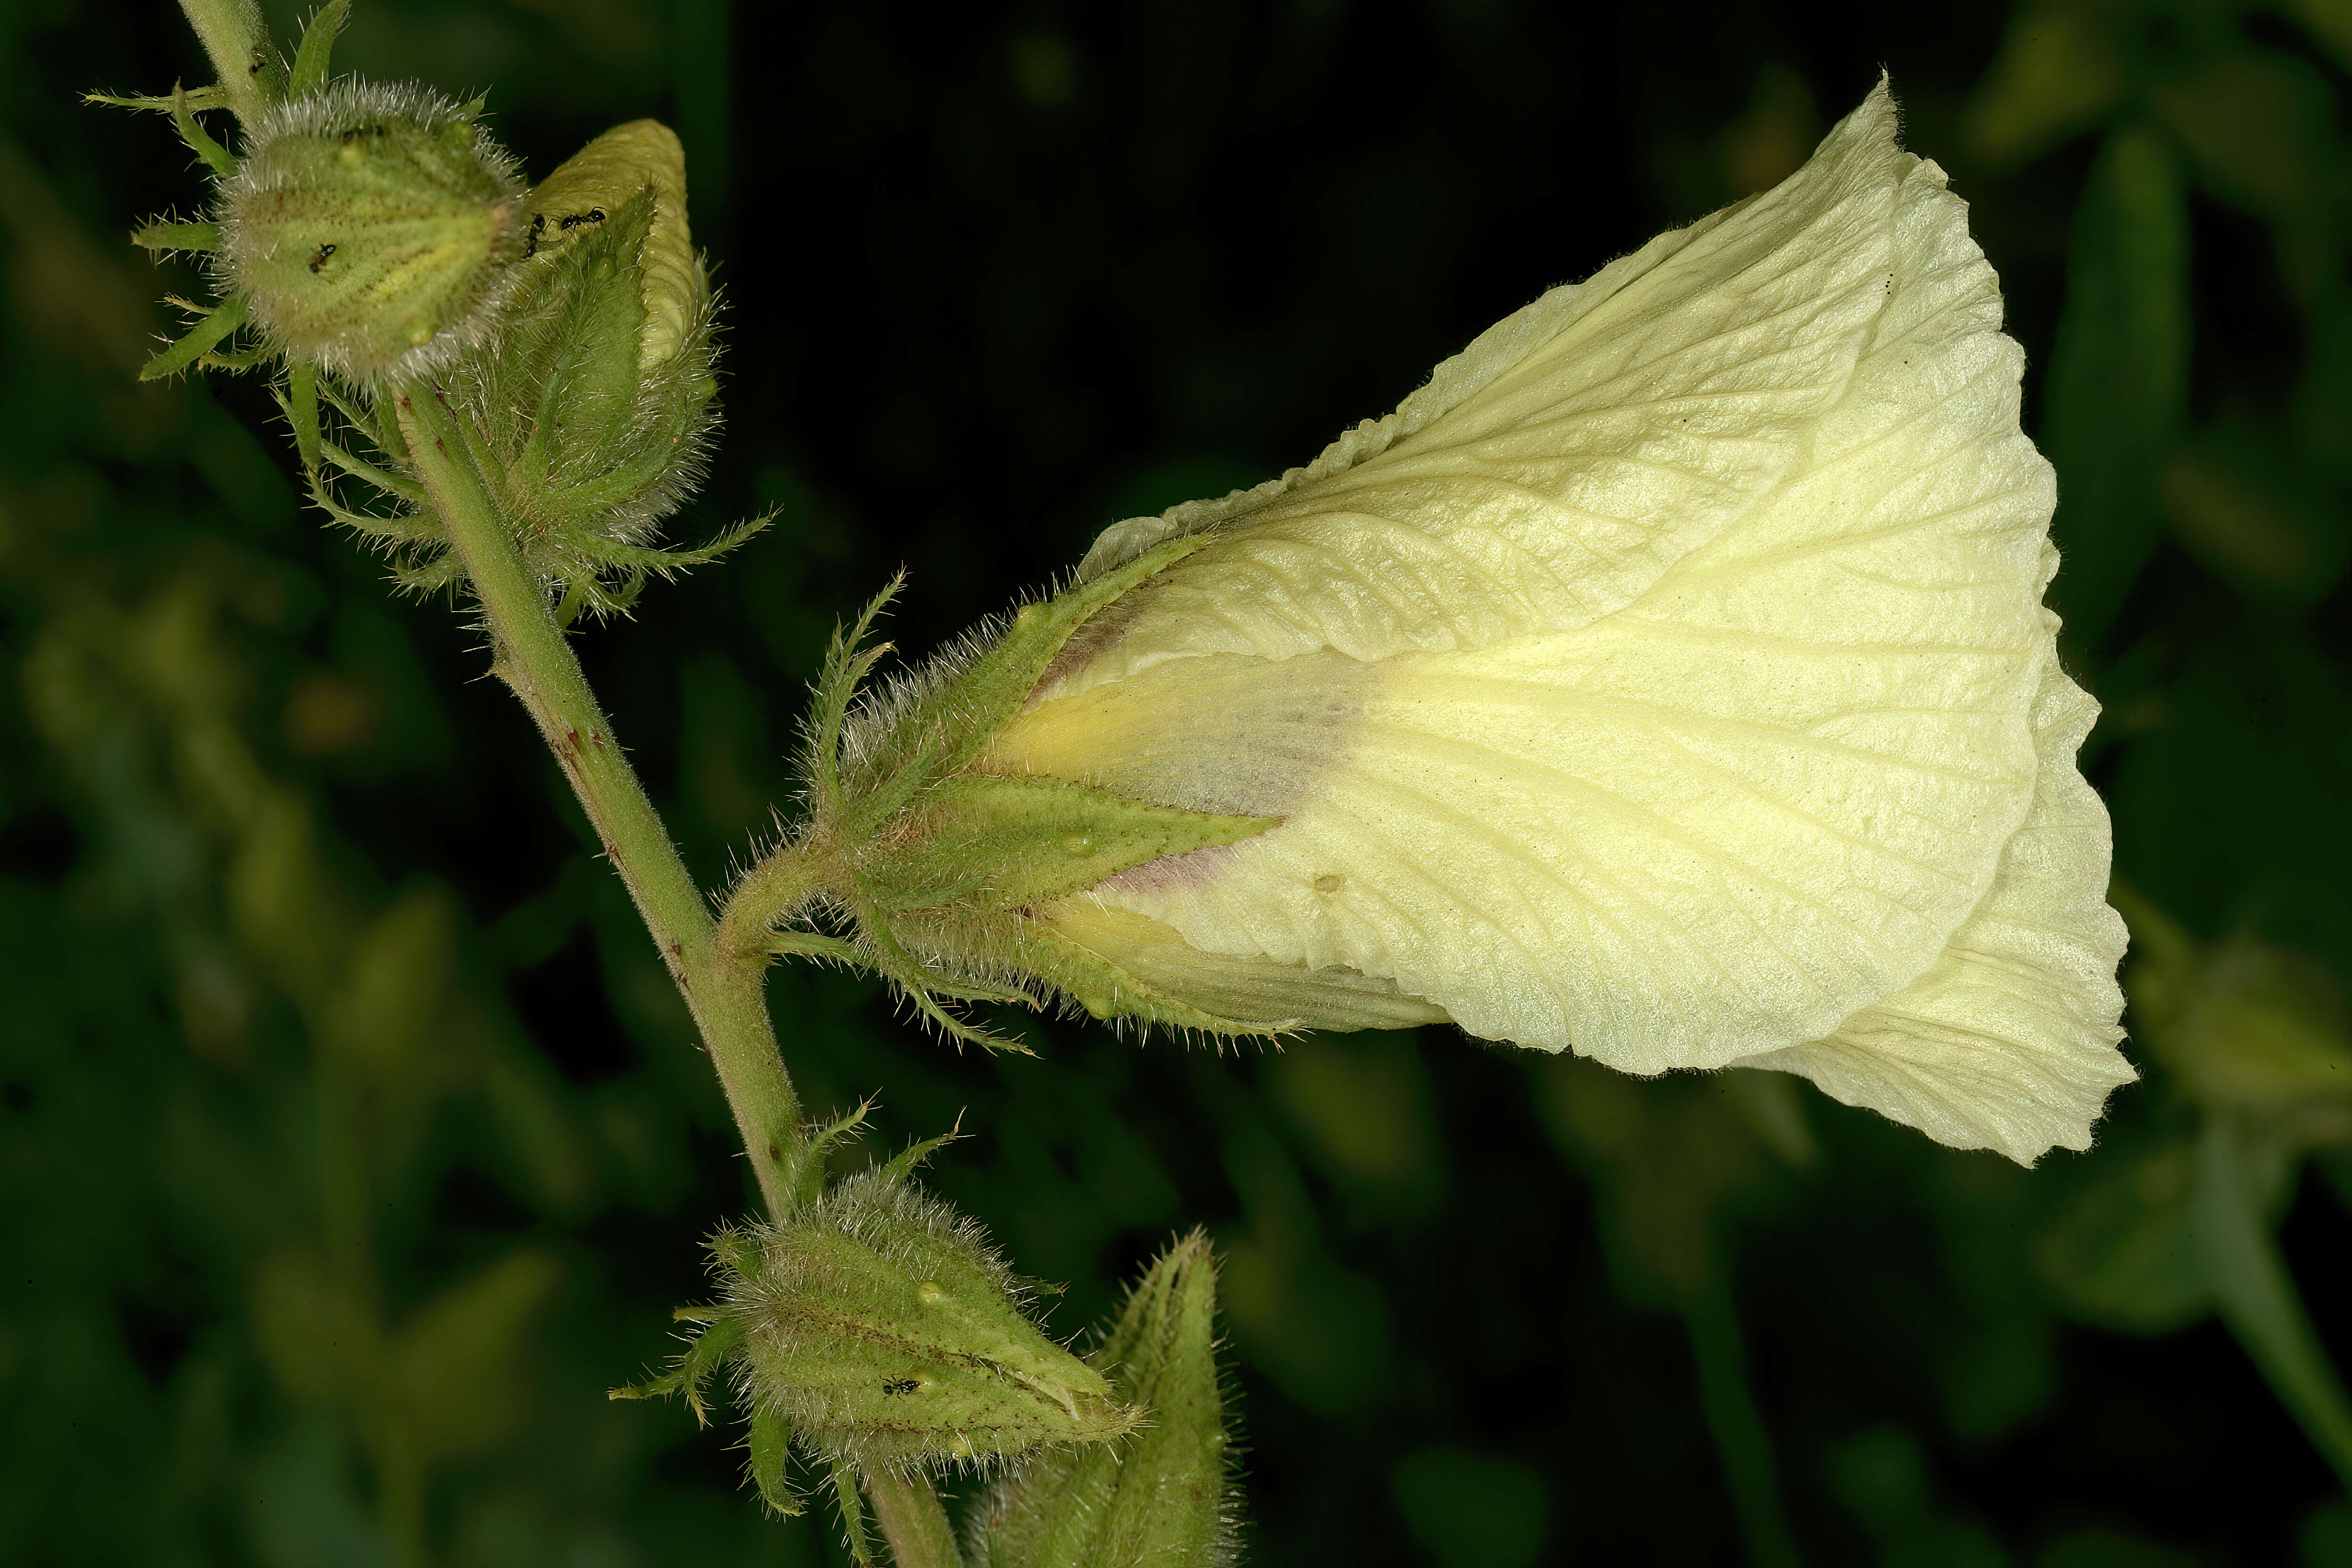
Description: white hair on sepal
214,77,528,386
229,75,510,164
827,570,1086,791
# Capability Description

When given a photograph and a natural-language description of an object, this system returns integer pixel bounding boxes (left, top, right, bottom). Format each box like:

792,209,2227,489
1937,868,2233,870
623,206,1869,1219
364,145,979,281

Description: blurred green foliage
4,0,2352,1563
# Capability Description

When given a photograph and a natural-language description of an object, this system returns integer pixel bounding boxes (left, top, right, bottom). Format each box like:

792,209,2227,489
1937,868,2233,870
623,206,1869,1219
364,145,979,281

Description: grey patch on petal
1023,649,1378,819
1025,583,1156,707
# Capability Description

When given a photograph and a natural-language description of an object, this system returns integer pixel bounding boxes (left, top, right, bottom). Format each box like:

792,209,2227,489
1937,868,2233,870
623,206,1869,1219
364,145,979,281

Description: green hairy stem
394,385,807,1217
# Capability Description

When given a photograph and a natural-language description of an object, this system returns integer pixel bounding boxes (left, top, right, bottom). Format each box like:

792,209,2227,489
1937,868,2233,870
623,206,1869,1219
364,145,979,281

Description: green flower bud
792,543,1348,1048
217,80,526,382
968,1231,1238,1568
268,112,756,620
727,1171,1135,1470
450,119,723,575
619,1168,1138,1514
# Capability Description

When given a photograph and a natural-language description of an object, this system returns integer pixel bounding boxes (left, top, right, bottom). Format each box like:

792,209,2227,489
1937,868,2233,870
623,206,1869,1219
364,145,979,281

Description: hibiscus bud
454,119,722,557
216,80,526,381
634,1169,1137,1492
968,1231,1237,1568
799,80,2132,1166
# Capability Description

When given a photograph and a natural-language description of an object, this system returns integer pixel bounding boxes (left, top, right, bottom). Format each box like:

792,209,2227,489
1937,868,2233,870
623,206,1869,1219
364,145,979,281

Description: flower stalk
176,0,279,126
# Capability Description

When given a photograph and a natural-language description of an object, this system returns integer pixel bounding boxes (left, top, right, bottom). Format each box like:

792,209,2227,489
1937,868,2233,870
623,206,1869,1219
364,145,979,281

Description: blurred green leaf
2149,44,2346,295
1538,1059,1805,1300
254,1249,385,1409
390,1250,563,1462
2304,1499,2352,1568
2295,285,2352,485
2042,124,2190,650
2035,1525,2201,1568
2123,894,2352,1145
2291,0,2352,71
1265,1031,1442,1220
2191,1114,2352,1494
1964,0,2128,164
1215,1113,1392,1415
1921,1158,2058,1441
1826,1426,2013,1568
2036,1135,2212,1334
2161,425,2349,610
333,885,459,1078
1390,1447,1549,1568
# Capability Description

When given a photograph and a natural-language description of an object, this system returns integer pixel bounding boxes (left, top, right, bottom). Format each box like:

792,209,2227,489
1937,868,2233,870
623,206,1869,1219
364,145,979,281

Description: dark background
4,0,2351,1564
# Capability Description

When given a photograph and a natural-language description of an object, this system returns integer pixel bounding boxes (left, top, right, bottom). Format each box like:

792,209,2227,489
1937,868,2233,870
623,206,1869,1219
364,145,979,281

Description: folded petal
1067,82,1937,679
996,82,2065,1075
1034,899,1452,1034
1747,620,2135,1163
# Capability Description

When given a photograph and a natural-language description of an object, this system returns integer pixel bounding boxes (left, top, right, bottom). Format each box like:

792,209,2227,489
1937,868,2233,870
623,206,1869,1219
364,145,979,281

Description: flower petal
1066,82,1930,680
1000,82,2066,1075
1746,617,2135,1163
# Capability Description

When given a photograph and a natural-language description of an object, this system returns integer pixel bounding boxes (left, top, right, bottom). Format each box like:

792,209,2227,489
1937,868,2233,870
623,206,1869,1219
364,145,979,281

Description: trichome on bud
98,0,761,619
618,1162,1137,1544
968,1231,1239,1568
216,79,526,383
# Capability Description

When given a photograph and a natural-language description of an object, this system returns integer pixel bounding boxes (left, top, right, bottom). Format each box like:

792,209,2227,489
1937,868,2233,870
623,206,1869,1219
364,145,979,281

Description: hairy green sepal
861,774,1274,916
775,537,1283,1045
968,1231,1237,1568
219,88,525,381
822,539,1211,835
